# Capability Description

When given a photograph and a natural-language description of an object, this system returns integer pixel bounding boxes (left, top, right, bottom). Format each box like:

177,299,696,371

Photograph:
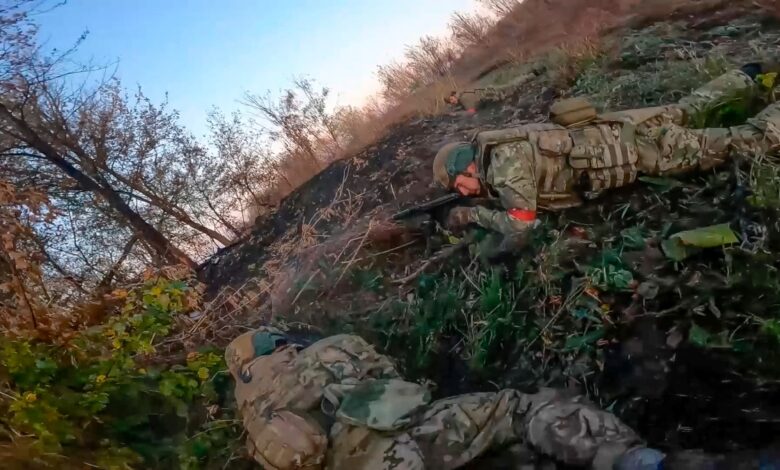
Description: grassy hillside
202,2,780,457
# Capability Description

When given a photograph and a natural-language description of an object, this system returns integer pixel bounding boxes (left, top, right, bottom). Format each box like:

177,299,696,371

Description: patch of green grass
371,274,465,374
350,267,383,293
462,268,534,369
358,225,617,389
575,54,731,110
539,41,607,90
617,22,686,69
748,155,780,210
586,249,634,292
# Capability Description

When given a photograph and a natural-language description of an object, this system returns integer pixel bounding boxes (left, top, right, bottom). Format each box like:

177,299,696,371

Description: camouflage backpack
330,379,431,431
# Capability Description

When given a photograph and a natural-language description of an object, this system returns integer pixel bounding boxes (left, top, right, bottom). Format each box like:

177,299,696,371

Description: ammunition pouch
246,410,327,470
473,123,564,174
569,125,639,191
550,97,598,128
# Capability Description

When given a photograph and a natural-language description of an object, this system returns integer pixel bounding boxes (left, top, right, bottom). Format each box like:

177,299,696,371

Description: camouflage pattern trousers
226,332,641,470
327,387,638,470
635,101,780,177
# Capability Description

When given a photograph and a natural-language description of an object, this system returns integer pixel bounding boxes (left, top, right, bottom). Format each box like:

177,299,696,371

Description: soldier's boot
679,59,780,120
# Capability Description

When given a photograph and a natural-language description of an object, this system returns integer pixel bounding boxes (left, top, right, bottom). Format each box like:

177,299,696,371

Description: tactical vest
557,99,642,193
473,124,580,210
472,118,640,210
569,121,639,192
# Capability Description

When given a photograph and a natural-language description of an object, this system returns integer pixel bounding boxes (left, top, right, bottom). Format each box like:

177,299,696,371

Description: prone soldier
226,327,663,470
433,63,779,236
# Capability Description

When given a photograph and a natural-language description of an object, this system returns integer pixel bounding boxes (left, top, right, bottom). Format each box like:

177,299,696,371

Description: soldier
445,70,540,114
446,88,500,114
433,63,780,235
226,327,664,470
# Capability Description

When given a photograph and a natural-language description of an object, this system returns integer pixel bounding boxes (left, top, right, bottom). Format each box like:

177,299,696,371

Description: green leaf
761,319,780,342
586,258,634,291
168,280,187,292
416,274,437,296
572,308,601,323
620,226,645,250
662,223,738,261
564,328,605,351
672,223,738,247
758,72,777,90
157,293,170,310
688,323,711,347
191,439,210,458
607,267,634,290
34,357,57,373
176,401,190,418
661,238,691,262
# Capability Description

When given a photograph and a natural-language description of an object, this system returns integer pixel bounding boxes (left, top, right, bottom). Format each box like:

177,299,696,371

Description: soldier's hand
445,207,474,230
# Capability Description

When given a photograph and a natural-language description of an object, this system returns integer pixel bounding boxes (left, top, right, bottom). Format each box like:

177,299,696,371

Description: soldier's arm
468,141,538,235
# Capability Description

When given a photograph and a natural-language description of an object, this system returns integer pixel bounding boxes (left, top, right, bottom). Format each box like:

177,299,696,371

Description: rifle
392,193,462,221
392,193,497,222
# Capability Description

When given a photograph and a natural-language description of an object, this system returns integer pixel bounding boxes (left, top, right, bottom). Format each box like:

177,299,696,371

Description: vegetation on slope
3,0,780,468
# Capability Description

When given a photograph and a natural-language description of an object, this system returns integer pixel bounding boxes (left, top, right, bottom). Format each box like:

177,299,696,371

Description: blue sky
37,0,474,137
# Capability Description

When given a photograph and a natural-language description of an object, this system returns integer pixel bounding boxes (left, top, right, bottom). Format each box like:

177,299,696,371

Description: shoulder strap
474,124,564,174
596,106,672,125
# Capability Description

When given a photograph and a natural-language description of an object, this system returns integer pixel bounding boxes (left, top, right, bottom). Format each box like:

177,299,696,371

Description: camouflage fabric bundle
226,330,643,469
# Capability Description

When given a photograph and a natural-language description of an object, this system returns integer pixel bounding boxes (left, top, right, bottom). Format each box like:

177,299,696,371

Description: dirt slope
201,3,780,457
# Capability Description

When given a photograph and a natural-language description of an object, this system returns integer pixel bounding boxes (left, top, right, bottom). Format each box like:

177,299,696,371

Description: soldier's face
453,163,481,196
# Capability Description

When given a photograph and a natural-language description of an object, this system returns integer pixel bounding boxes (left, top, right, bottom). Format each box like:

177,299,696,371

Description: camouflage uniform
226,329,643,470
450,71,539,112
459,69,780,234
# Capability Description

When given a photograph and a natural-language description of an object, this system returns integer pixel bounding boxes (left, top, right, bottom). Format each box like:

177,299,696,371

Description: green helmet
225,326,288,382
432,141,475,189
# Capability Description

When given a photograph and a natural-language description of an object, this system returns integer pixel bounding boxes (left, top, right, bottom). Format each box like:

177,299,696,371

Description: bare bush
449,11,495,51
376,61,419,105
377,35,458,105
243,78,349,169
332,103,387,153
477,0,523,16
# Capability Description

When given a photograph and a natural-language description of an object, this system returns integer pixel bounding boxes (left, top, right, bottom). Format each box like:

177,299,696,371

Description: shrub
0,276,241,469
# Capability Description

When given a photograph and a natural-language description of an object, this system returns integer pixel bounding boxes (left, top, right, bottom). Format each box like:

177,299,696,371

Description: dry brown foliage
449,11,495,51
0,181,52,331
477,0,522,17
0,178,136,338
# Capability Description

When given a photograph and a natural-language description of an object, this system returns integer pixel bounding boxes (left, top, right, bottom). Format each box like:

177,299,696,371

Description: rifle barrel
392,193,461,220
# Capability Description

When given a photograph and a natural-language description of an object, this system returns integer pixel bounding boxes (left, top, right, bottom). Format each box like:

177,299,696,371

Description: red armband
507,208,536,222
